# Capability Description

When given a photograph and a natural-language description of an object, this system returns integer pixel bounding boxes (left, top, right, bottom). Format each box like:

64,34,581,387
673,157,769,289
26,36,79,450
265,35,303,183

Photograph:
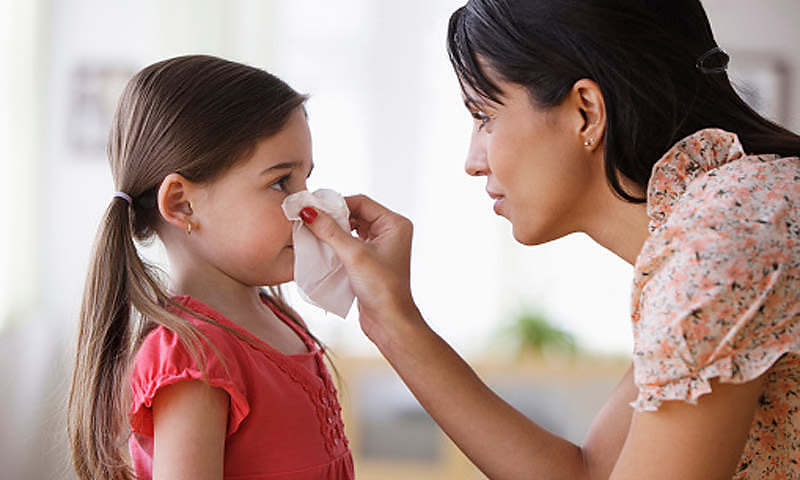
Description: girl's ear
570,78,607,151
157,173,196,232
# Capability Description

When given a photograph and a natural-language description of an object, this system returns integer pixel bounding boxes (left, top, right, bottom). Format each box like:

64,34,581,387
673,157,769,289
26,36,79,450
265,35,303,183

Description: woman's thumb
300,207,358,261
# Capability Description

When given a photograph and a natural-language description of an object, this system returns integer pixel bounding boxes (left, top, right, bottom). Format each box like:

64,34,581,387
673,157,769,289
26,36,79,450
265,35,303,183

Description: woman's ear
571,78,607,151
157,173,196,232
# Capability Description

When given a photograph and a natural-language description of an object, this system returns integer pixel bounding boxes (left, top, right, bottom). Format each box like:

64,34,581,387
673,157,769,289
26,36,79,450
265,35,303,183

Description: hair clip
696,46,729,74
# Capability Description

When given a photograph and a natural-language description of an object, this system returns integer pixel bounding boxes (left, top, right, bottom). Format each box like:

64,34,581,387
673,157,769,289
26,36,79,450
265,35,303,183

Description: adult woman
302,1,800,478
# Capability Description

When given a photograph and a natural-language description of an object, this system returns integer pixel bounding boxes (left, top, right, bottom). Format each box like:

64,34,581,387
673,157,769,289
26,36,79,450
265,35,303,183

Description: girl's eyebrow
260,161,315,177
260,161,301,175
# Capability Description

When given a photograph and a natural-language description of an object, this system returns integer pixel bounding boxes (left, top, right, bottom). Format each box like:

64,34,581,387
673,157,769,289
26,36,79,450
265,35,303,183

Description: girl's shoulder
133,295,318,381
134,296,246,364
129,297,253,438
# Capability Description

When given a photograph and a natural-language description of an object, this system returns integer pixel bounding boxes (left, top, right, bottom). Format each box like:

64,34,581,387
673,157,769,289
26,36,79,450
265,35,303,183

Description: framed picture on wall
66,62,137,159
729,51,791,126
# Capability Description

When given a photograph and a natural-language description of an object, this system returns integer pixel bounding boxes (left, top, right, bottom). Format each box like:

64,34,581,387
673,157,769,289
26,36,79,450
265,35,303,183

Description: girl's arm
303,195,765,479
151,380,229,480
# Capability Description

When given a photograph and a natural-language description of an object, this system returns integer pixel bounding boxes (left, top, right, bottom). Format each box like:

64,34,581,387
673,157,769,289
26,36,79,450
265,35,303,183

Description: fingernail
300,207,318,224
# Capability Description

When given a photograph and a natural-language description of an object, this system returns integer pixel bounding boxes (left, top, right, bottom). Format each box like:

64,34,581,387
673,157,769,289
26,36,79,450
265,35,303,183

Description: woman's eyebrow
463,96,486,110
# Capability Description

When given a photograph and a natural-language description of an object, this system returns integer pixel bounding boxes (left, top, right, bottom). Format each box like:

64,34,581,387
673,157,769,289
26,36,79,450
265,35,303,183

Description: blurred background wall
1,1,798,478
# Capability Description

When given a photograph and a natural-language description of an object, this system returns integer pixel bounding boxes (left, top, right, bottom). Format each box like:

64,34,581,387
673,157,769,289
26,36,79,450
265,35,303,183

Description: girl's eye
268,175,291,192
472,111,491,131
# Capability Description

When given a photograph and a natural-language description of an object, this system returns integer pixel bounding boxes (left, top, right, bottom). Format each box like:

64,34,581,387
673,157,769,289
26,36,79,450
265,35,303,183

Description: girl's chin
257,263,294,287
259,274,293,287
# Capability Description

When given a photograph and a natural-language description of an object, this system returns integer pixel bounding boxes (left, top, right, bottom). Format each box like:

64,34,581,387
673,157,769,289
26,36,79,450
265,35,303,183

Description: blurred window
0,0,43,330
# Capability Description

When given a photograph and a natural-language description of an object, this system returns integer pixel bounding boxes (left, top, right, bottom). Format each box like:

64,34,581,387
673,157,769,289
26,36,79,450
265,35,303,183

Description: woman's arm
377,307,635,480
380,314,762,480
151,380,229,480
303,194,764,479
611,375,764,480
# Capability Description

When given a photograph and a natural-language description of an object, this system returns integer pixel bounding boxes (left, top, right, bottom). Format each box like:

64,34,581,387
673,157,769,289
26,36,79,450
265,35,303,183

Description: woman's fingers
344,194,395,228
345,194,413,244
300,198,416,333
299,207,360,264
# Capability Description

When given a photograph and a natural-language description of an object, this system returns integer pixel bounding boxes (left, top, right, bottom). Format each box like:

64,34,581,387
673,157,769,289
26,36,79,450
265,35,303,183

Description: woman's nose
464,132,489,177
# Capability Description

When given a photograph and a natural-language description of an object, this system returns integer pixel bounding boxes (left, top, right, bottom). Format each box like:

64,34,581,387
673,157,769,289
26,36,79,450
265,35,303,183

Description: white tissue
281,189,355,318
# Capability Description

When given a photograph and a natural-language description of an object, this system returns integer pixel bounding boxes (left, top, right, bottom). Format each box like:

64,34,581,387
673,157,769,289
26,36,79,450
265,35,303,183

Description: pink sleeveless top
128,295,354,479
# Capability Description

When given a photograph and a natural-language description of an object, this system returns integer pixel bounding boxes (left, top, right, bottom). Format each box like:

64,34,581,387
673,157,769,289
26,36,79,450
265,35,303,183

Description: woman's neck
585,200,651,265
580,177,652,266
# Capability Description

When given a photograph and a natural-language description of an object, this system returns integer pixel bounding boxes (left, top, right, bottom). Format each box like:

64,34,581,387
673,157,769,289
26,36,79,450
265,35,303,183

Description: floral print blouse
631,128,800,478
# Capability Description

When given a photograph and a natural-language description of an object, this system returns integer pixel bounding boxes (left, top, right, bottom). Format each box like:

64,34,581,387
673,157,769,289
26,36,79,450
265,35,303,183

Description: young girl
67,55,354,480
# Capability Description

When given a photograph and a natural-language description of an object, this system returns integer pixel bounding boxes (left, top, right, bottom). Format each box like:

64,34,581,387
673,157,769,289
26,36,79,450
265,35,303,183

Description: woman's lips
487,189,505,215
493,197,505,215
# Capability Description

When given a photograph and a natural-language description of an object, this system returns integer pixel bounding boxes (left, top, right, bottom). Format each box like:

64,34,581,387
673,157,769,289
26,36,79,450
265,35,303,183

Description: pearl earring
584,138,593,147
186,223,193,235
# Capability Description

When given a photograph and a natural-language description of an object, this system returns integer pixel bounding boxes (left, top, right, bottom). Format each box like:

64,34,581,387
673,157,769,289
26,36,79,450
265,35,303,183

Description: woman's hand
300,194,420,343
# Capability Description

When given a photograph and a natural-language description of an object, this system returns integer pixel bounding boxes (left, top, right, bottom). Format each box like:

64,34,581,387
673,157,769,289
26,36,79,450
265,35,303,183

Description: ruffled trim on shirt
632,345,798,412
129,367,251,437
646,128,745,232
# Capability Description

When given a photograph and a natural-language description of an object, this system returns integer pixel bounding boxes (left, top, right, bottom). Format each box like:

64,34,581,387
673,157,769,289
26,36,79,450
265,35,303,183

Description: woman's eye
472,111,490,131
268,175,291,192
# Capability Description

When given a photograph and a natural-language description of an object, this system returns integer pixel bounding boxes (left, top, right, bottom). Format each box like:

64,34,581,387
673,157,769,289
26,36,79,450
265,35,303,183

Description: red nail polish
300,207,318,224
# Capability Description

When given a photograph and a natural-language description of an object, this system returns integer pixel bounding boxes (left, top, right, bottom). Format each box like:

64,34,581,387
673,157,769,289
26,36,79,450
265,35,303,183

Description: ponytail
68,198,206,480
69,198,138,479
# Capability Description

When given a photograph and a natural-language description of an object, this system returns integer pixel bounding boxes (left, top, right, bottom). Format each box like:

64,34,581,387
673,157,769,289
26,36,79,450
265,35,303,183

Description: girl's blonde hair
68,55,312,480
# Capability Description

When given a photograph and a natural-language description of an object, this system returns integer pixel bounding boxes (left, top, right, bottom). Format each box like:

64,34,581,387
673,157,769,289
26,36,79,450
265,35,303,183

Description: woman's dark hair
448,0,800,202
67,55,319,480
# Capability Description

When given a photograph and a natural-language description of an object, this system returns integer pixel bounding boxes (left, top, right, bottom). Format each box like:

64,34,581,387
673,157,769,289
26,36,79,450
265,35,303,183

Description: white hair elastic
113,191,133,206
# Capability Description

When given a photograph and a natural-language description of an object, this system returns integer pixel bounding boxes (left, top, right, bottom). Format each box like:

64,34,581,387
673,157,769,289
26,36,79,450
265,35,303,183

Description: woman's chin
512,230,542,246
511,222,561,246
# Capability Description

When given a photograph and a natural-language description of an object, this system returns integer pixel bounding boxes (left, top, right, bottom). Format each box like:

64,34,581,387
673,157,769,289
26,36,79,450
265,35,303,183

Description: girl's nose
464,131,489,177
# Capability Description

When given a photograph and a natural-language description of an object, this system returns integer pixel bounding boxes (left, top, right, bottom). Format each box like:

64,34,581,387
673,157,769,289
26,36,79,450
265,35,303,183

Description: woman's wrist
363,296,429,354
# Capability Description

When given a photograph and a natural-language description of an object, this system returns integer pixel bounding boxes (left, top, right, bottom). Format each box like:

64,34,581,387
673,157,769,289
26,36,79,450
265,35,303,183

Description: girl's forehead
241,118,312,169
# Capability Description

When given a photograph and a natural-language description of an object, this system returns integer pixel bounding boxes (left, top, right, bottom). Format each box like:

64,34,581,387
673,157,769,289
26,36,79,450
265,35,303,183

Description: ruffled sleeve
630,130,800,412
129,322,251,436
